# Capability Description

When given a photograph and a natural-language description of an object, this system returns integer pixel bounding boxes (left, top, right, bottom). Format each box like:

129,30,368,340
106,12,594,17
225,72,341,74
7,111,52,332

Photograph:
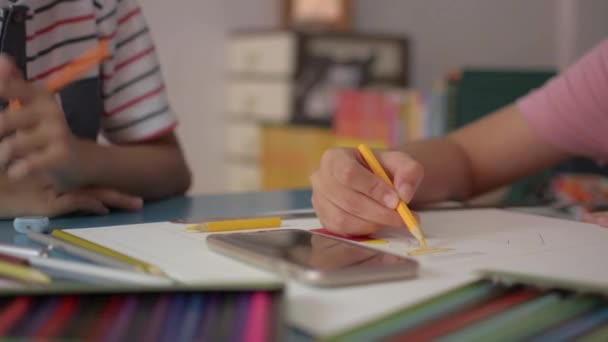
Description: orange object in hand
7,40,109,110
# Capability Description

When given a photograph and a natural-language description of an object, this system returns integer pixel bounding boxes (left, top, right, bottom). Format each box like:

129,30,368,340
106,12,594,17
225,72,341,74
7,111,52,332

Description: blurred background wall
138,0,608,194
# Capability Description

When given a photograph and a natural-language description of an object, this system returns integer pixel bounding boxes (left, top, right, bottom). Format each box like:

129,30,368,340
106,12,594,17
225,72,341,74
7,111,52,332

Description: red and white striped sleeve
95,0,177,143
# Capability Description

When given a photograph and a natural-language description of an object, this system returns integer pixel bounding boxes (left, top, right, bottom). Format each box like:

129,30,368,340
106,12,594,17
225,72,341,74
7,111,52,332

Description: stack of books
259,68,557,192
226,30,409,192
333,87,449,149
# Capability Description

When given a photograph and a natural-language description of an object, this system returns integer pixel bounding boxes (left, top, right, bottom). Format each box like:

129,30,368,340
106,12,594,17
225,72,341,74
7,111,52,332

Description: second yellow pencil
187,217,282,233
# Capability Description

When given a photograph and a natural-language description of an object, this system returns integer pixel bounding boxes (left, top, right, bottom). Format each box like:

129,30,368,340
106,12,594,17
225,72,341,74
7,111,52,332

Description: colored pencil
0,259,50,284
51,229,166,276
28,256,173,285
235,293,252,342
27,232,141,272
143,295,171,341
197,293,220,340
0,244,42,258
187,217,282,233
85,296,125,341
21,297,61,337
160,294,187,342
177,294,205,342
63,294,105,340
0,290,280,340
483,295,599,341
45,40,109,93
391,287,540,341
32,296,79,339
104,295,138,342
124,294,156,340
0,251,28,266
1,249,159,287
531,306,608,342
438,293,563,342
357,144,427,248
243,291,272,342
579,322,608,342
331,281,497,341
0,297,31,335
8,40,109,112
213,293,237,341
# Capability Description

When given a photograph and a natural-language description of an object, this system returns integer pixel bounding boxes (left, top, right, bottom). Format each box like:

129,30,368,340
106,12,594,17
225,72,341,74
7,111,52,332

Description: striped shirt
0,0,176,143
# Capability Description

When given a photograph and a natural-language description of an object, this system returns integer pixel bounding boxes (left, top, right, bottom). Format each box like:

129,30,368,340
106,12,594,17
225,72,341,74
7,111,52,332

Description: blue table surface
0,189,313,246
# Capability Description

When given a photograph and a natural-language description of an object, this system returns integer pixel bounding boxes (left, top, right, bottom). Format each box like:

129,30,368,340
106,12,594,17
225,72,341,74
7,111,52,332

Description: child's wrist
61,138,100,189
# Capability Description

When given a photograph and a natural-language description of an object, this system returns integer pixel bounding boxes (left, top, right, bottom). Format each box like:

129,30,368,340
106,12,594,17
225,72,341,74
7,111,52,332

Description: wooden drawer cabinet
225,30,408,191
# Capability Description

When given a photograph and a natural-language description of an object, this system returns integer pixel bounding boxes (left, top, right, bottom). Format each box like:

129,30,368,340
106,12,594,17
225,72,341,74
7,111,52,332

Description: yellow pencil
357,144,428,249
187,217,282,233
0,260,50,284
51,229,166,276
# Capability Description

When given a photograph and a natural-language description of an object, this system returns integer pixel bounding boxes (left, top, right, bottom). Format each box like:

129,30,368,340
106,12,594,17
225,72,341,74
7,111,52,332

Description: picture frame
280,0,352,31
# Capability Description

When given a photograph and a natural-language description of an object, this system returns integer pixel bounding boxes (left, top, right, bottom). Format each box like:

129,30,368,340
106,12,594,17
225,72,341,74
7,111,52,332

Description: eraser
13,216,50,234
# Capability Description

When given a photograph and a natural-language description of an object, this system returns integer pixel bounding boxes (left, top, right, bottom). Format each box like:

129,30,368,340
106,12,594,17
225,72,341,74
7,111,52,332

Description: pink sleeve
517,39,608,163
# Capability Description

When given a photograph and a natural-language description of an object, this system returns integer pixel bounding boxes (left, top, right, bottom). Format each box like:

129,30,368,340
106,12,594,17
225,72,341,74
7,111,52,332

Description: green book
450,69,555,130
447,69,557,205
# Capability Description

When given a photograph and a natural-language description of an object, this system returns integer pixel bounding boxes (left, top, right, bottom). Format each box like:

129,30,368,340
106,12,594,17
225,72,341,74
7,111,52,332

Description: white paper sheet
68,209,608,337
65,221,279,285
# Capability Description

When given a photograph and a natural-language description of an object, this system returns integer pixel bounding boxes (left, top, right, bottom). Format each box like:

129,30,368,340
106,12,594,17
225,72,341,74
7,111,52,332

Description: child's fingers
80,188,143,211
7,140,71,180
51,192,109,216
3,140,60,180
0,55,34,103
6,143,67,180
378,151,425,203
321,148,399,210
311,191,382,236
311,171,404,229
6,158,34,180
0,106,39,137
2,127,54,178
0,84,61,139
0,128,47,167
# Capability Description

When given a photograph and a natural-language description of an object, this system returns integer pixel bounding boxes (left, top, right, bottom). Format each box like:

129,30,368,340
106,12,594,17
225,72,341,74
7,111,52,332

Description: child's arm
75,132,191,200
439,104,570,200
313,39,608,236
311,105,570,236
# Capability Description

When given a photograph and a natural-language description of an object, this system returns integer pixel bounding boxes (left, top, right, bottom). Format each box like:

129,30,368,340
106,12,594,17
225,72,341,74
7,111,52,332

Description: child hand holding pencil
311,147,426,237
0,1,191,218
0,43,143,217
0,52,99,187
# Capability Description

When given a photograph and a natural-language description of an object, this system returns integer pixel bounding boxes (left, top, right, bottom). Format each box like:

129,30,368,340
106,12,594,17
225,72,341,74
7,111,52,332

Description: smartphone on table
207,229,418,287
